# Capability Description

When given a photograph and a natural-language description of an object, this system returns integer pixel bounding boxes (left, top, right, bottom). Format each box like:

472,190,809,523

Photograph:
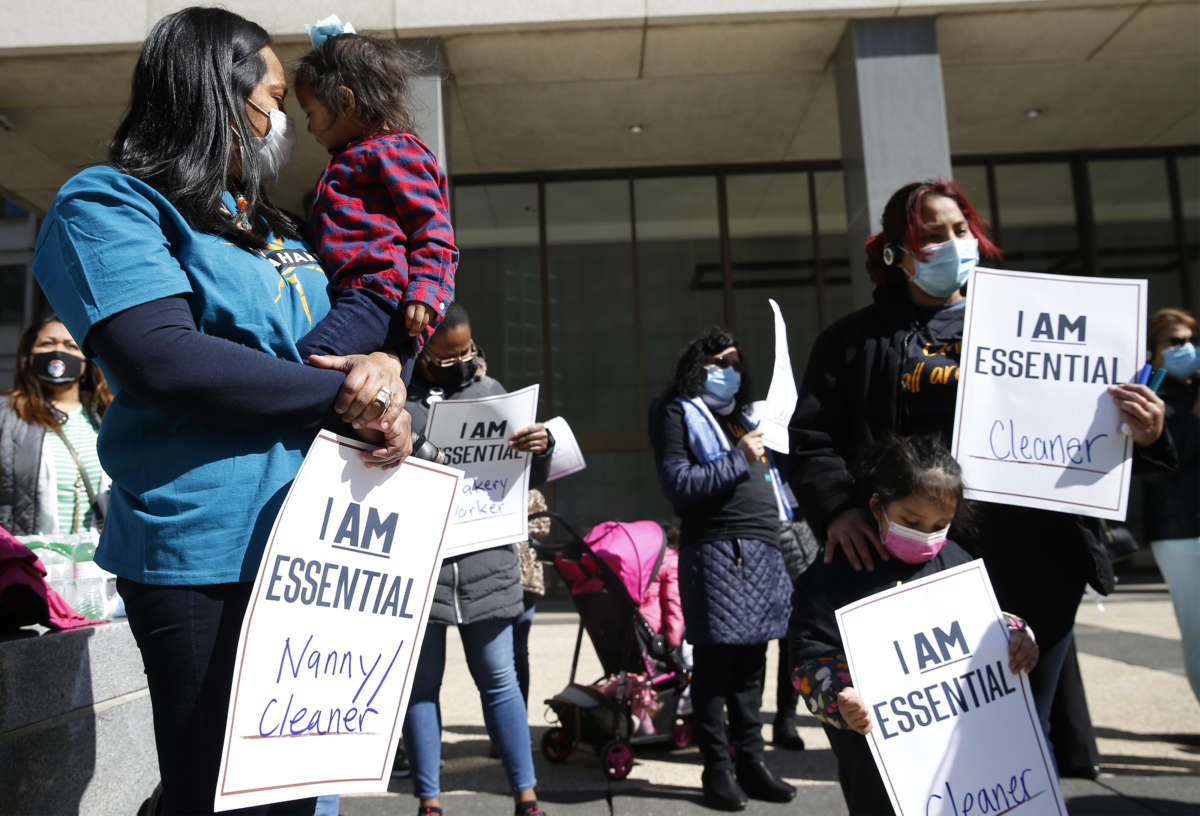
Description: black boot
736,756,796,803
701,768,748,811
772,715,806,751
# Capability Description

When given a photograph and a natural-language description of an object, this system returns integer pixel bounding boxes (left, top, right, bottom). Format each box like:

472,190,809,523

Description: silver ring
372,386,394,409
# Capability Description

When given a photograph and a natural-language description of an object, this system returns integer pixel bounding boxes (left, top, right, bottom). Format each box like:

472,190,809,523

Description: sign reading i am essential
424,384,539,558
215,432,461,811
836,560,1066,816
951,268,1146,519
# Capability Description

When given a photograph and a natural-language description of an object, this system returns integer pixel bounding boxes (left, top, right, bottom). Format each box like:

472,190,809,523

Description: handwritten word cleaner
214,432,462,811
837,560,1066,816
425,384,539,558
951,268,1146,519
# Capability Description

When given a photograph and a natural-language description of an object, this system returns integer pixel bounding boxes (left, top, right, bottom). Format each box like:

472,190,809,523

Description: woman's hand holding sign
508,423,550,454
310,351,413,468
1107,383,1165,447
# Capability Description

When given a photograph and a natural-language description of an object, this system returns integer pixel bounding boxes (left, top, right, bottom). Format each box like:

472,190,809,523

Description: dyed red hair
865,180,1001,288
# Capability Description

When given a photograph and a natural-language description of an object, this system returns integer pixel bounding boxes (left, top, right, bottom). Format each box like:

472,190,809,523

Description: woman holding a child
33,8,416,814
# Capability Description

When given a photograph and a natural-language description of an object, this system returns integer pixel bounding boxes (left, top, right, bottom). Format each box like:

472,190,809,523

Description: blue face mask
908,237,978,298
1162,342,1199,380
703,366,741,401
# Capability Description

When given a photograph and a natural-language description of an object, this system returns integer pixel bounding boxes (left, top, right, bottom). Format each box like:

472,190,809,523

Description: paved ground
339,575,1200,816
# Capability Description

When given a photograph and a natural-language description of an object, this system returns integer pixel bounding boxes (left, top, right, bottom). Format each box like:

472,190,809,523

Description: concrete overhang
0,0,1196,214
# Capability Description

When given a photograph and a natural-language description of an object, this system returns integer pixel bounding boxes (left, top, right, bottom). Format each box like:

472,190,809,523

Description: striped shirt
43,406,104,532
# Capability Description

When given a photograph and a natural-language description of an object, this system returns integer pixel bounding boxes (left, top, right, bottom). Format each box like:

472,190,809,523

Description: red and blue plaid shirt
307,131,457,345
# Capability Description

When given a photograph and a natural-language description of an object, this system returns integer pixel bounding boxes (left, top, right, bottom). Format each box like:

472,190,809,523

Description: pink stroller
534,513,692,780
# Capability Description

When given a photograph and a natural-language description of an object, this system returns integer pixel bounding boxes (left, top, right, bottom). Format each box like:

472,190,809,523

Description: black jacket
788,284,937,540
789,542,974,666
1139,376,1199,540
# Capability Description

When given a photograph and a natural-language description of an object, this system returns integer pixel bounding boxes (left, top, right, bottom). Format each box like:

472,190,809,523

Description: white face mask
246,99,296,182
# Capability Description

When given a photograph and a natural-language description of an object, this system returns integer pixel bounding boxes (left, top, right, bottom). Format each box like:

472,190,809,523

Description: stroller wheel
541,727,573,763
671,717,692,749
601,739,634,780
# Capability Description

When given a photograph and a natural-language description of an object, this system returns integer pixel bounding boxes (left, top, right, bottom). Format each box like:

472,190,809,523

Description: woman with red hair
787,180,1170,804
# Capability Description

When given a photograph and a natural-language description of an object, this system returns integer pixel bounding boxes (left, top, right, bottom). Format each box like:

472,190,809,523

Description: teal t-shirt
33,166,331,585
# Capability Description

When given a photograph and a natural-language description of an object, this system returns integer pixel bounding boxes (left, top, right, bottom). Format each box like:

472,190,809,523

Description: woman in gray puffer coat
402,303,555,816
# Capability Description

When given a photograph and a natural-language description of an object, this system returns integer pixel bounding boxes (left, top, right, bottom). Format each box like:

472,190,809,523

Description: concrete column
399,38,449,172
834,18,952,308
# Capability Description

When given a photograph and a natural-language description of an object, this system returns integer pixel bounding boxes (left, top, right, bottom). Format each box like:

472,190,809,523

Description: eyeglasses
1165,336,1192,347
706,356,742,372
422,341,480,368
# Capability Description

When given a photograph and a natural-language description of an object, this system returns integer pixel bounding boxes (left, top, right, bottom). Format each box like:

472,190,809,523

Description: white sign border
425,383,539,558
215,432,460,806
835,560,1066,816
952,267,1144,518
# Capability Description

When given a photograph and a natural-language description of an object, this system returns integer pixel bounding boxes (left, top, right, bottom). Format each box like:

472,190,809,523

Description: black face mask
427,358,479,392
31,351,85,385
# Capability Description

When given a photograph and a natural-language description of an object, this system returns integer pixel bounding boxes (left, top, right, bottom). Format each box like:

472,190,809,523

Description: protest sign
424,384,540,558
951,268,1146,519
544,416,586,481
762,297,798,453
837,560,1066,816
214,432,461,811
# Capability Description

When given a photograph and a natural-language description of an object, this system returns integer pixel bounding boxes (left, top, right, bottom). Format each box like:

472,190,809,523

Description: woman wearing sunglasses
401,301,553,816
1140,308,1199,703
648,327,795,811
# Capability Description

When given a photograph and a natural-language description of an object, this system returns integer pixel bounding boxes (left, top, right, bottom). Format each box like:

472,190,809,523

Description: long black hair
108,6,298,251
663,326,752,406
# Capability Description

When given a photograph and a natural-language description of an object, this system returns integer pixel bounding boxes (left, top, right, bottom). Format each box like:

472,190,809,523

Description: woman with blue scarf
649,327,795,812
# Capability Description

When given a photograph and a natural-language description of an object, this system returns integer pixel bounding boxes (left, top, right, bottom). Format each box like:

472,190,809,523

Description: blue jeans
404,618,536,799
514,595,537,704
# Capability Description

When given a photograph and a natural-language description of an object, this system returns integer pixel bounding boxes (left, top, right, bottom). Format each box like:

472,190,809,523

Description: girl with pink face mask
788,434,1040,815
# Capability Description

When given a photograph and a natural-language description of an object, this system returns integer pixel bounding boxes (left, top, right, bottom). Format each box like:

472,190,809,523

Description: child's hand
837,687,873,735
1008,629,1039,674
405,302,435,336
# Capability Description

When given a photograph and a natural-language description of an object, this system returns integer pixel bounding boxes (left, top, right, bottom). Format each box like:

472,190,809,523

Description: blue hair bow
306,14,357,49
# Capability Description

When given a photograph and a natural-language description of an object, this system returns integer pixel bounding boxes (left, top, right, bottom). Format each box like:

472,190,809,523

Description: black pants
824,723,894,815
1050,638,1100,773
691,642,768,771
119,579,316,816
773,638,799,721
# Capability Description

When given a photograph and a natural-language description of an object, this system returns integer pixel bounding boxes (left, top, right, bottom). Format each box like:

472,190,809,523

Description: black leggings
119,579,315,816
691,642,768,771
824,723,894,815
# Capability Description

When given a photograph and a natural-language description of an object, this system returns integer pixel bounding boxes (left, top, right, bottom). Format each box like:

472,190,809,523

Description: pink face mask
879,509,949,564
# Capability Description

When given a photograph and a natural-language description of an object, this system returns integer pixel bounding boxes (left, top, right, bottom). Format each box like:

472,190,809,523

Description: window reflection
634,175,724,408
993,162,1081,274
452,184,543,404
546,179,637,434
1090,158,1179,313
727,172,821,393
1178,156,1200,313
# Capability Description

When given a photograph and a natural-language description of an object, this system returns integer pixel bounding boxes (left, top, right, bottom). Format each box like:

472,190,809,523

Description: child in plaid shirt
294,32,458,374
